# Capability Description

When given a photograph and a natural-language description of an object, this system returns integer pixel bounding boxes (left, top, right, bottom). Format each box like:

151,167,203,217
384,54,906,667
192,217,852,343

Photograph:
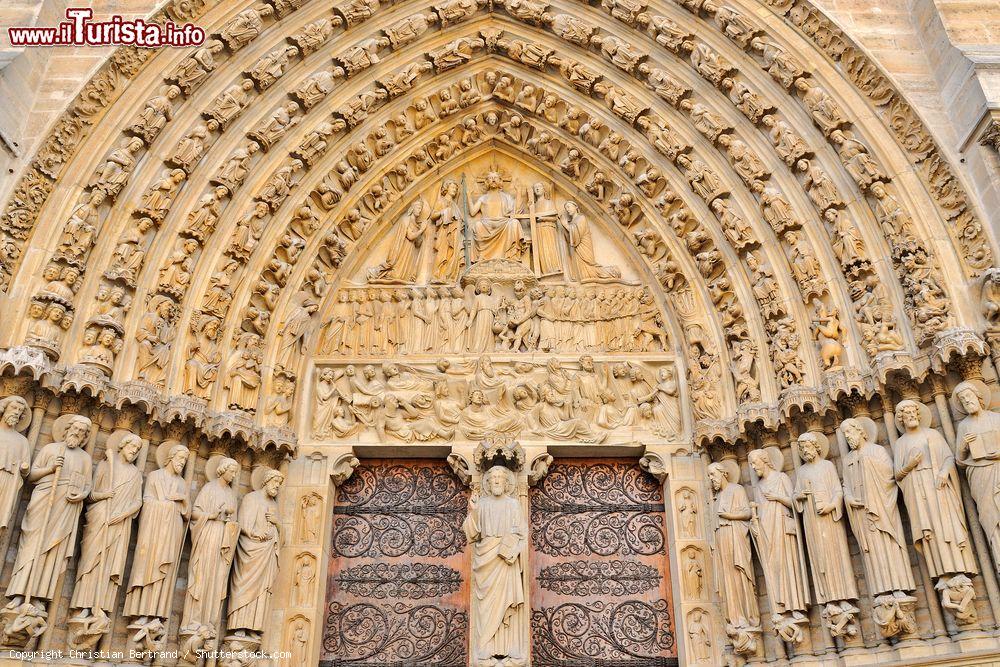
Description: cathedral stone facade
0,0,999,665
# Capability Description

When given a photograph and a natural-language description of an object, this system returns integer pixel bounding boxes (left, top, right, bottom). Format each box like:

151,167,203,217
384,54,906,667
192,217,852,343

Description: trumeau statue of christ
463,465,528,667
468,171,524,262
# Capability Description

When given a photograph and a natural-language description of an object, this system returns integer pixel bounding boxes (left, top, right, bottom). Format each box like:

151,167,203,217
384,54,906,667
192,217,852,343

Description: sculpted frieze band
311,355,680,443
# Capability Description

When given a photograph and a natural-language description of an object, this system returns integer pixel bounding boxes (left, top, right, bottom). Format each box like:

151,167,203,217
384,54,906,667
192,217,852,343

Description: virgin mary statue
463,466,527,666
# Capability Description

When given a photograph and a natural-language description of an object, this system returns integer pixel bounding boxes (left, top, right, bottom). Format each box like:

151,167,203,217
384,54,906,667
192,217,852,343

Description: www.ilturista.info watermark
8,8,205,48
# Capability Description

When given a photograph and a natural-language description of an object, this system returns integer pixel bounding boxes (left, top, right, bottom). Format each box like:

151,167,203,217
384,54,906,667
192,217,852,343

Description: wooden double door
320,458,676,667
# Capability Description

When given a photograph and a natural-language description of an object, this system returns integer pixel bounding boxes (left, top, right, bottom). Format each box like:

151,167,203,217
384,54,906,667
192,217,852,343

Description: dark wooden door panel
321,460,469,667
530,460,677,666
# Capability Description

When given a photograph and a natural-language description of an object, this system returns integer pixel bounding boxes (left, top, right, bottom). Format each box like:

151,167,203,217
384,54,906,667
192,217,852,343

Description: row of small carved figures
320,284,668,355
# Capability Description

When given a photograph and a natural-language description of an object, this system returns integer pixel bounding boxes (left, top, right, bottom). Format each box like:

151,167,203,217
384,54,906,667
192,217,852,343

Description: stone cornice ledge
0,344,297,456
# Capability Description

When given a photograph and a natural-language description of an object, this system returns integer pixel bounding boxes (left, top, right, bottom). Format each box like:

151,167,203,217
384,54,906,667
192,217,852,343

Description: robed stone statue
793,432,859,636
954,380,1000,567
707,461,759,655
749,446,810,642
5,414,93,609
469,171,524,262
893,400,978,579
124,441,190,646
180,456,240,640
227,468,283,635
0,396,31,535
840,417,915,597
68,431,144,644
463,465,527,667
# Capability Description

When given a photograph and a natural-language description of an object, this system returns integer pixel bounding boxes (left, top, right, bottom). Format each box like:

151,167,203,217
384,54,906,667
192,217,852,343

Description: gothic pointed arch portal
1,0,1000,663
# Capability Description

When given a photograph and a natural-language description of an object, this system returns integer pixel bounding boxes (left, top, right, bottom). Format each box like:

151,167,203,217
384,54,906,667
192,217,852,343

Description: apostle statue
0,396,31,536
68,431,144,647
561,201,621,282
2,414,93,644
953,380,1000,568
469,170,524,262
840,417,916,611
792,432,859,637
227,468,284,637
179,456,240,643
893,400,978,579
367,199,429,283
463,465,527,667
707,461,759,656
124,441,190,648
748,446,809,643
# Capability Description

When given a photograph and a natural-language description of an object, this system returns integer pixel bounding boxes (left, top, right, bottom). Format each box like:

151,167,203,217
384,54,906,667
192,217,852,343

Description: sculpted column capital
330,452,359,486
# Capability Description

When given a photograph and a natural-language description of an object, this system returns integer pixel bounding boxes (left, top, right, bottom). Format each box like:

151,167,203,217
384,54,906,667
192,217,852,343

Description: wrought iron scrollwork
531,462,665,556
333,463,467,558
334,562,462,599
531,601,677,666
322,602,468,666
538,560,662,597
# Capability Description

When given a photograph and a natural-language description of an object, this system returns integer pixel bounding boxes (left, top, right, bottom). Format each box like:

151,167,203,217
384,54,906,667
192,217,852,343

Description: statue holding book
463,465,527,667
954,380,1000,567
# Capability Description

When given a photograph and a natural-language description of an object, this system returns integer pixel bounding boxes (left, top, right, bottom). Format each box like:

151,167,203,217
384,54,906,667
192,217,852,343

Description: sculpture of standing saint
954,380,1000,567
468,170,524,262
227,468,283,637
68,431,144,647
529,181,563,276
2,414,93,645
367,199,429,283
463,465,527,667
124,441,190,649
707,461,759,656
179,456,240,644
0,396,31,535
432,179,464,282
840,416,916,629
792,432,859,637
893,400,977,579
748,446,810,643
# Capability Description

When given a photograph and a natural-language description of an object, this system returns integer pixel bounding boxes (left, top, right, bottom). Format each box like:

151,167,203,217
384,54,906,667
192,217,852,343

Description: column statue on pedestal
68,431,144,648
953,381,1000,567
2,414,93,647
839,417,916,638
792,432,859,638
748,446,810,644
0,396,31,536
226,468,284,648
463,465,528,667
893,400,979,627
124,441,191,652
179,456,240,660
707,460,760,657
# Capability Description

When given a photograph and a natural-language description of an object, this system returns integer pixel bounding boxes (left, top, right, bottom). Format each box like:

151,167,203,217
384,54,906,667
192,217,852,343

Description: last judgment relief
312,154,678,446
